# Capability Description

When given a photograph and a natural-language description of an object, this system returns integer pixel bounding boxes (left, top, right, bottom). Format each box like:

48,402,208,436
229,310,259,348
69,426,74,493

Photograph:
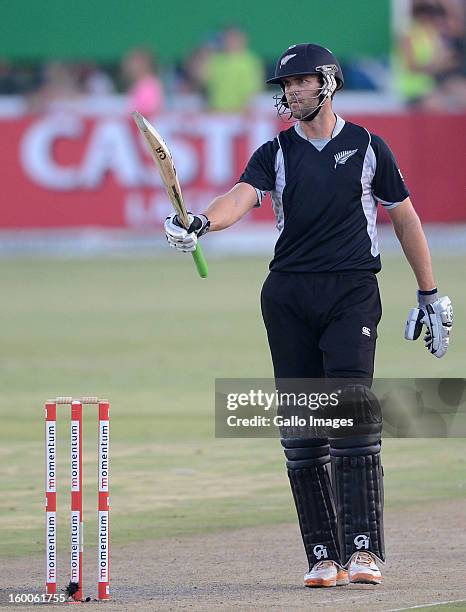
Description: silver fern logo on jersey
280,53,297,67
334,149,358,168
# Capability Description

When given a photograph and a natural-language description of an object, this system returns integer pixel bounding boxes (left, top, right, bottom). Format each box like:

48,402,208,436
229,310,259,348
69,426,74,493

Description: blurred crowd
396,0,466,110
0,27,265,115
0,7,465,114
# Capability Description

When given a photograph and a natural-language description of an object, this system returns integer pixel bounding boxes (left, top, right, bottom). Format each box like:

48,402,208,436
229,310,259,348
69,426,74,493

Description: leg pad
330,437,385,565
282,438,341,568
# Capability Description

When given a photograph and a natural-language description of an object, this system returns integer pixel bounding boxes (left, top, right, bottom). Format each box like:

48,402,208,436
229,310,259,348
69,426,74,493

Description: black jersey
239,117,409,273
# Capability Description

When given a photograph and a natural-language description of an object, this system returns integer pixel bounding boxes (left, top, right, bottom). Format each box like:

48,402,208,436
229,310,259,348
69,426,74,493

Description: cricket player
164,44,453,588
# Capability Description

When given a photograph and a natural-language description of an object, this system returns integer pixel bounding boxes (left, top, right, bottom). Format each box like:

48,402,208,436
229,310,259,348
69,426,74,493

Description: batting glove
164,213,210,253
404,289,453,358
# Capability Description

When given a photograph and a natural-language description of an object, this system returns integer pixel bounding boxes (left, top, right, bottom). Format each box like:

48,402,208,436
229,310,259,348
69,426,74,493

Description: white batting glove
164,213,210,253
404,290,453,358
421,296,453,358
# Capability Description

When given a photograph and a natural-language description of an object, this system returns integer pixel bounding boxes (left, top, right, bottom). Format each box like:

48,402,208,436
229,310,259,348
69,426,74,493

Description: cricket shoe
348,551,382,584
304,560,349,588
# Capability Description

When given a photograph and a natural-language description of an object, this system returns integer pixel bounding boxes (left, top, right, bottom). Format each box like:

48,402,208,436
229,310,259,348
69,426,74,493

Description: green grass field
0,254,465,559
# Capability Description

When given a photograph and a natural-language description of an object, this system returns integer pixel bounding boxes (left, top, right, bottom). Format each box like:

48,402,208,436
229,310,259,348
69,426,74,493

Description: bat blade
132,111,208,278
132,111,190,228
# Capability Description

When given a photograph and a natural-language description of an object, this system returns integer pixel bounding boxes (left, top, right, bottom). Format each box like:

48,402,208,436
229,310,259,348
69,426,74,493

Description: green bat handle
192,244,208,278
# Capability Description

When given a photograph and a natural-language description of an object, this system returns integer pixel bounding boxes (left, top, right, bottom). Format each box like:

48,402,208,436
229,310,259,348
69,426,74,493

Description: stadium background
0,1,465,610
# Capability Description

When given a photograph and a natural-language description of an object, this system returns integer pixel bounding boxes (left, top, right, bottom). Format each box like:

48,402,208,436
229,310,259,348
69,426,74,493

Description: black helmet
267,43,344,121
266,43,344,90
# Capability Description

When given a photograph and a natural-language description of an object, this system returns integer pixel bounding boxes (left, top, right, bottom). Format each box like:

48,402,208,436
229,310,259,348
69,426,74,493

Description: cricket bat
132,111,208,278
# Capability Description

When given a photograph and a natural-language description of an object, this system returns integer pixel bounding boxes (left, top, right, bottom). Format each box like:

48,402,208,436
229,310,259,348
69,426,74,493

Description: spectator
122,48,164,116
202,27,263,112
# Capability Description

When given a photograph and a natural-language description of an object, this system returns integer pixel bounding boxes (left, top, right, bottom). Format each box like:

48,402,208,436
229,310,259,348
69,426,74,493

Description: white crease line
386,599,466,611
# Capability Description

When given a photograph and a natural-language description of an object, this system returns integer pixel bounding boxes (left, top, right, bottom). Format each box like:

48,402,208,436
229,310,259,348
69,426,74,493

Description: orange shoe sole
304,571,349,588
350,571,382,585
304,577,336,588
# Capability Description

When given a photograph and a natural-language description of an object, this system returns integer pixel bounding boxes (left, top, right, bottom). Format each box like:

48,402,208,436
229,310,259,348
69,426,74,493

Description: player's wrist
417,287,438,306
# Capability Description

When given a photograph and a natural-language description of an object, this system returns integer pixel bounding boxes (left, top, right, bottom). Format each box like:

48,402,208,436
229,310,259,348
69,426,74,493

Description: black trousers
260,270,382,381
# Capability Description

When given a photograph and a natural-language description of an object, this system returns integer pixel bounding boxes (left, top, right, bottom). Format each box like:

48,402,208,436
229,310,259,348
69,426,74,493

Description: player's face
282,75,322,119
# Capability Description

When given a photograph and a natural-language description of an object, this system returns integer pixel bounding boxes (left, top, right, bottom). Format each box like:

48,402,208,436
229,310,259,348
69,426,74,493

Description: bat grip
191,244,208,278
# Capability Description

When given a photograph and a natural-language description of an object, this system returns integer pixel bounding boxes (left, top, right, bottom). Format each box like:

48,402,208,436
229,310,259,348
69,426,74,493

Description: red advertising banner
0,112,464,229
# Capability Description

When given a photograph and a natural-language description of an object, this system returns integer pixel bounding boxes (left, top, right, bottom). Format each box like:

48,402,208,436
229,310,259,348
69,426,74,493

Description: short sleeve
370,134,409,209
238,139,279,206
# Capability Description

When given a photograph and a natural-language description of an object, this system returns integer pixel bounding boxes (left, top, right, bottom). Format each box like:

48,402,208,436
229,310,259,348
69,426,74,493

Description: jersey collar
294,114,346,142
